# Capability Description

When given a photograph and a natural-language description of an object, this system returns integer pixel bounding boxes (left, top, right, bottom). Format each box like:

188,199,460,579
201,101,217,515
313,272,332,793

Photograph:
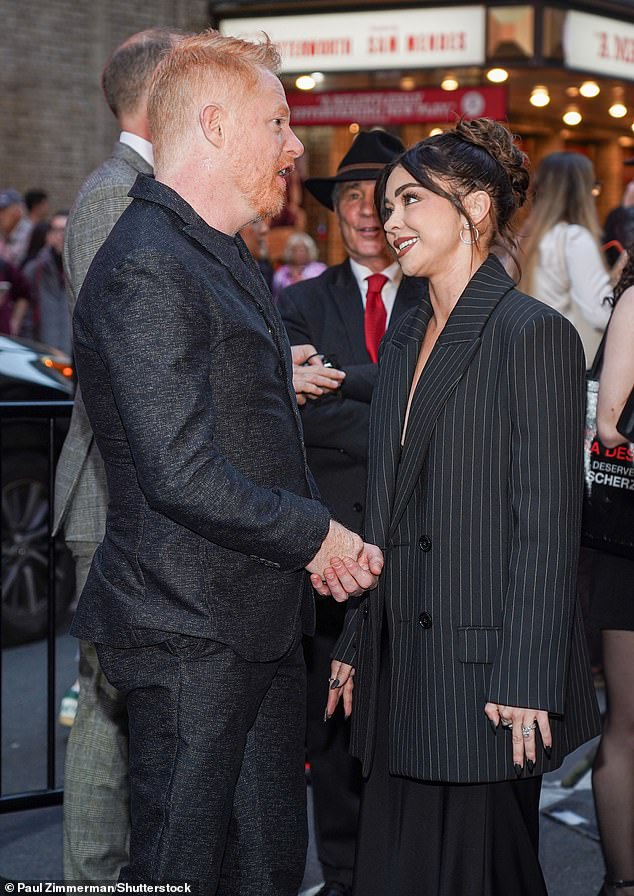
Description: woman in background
590,245,634,896
272,232,326,301
521,152,614,364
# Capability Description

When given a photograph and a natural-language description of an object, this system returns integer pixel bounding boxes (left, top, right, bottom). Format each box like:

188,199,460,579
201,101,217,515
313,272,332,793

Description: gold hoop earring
459,224,479,245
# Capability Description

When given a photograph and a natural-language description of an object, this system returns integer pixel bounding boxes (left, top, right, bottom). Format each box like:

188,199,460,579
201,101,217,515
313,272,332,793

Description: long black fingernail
330,679,340,689
514,763,523,778
527,759,535,774
544,745,552,759
489,719,498,734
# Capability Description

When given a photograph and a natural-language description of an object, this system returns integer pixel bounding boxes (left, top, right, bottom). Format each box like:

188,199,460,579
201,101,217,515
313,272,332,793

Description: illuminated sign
220,7,486,72
286,86,506,125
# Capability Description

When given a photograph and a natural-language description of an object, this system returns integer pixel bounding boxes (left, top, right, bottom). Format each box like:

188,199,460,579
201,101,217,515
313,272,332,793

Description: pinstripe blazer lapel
330,261,368,364
364,300,431,549
389,256,515,537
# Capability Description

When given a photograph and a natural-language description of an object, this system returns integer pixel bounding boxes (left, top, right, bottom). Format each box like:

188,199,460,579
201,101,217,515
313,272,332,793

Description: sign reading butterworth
220,6,486,72
286,86,506,126
564,10,634,81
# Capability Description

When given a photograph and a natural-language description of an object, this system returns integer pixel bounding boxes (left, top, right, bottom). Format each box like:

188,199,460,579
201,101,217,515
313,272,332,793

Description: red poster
287,86,506,126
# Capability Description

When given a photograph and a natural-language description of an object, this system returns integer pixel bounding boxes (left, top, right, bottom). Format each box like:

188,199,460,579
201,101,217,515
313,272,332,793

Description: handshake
306,519,384,601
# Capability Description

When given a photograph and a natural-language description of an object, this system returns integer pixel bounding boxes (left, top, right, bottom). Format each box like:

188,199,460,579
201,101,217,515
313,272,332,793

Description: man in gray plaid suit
55,28,180,882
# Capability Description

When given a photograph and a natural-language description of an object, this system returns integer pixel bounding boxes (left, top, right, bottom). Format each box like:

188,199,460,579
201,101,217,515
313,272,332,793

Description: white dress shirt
119,131,154,169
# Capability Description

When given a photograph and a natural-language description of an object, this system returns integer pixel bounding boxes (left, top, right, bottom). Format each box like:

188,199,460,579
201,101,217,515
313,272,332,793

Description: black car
0,335,75,644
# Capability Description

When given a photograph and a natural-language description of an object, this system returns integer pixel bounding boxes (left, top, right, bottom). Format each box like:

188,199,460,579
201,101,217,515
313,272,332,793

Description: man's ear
200,104,225,148
463,189,491,228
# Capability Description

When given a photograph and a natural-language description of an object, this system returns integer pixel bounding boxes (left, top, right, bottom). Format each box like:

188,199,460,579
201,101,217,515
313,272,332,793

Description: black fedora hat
305,130,404,211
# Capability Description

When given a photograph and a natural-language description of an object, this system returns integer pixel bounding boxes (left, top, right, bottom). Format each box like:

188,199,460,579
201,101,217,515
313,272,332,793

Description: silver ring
521,723,536,738
501,719,513,728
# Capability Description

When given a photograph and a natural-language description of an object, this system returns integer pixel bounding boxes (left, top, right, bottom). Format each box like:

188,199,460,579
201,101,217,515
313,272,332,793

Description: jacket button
353,502,363,513
363,605,369,619
419,535,432,552
418,612,432,629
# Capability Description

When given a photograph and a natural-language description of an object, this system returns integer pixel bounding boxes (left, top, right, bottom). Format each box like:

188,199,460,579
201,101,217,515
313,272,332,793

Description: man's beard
232,154,290,221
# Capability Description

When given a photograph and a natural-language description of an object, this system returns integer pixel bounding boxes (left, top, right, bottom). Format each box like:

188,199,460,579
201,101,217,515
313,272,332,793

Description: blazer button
363,605,369,619
418,612,432,629
353,502,363,513
419,534,432,552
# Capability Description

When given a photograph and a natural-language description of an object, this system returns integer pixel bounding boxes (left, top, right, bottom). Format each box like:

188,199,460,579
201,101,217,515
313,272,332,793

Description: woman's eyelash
401,190,421,204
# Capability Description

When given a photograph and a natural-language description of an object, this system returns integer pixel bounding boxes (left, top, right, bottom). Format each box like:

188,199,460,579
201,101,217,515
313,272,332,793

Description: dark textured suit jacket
71,174,330,661
336,255,601,784
277,261,423,530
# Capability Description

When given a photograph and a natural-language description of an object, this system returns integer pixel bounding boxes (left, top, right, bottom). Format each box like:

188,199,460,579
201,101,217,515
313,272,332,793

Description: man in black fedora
278,130,424,896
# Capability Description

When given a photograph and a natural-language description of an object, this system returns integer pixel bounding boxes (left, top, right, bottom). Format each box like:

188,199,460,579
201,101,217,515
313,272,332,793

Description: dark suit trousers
97,635,307,895
305,599,363,887
352,620,548,896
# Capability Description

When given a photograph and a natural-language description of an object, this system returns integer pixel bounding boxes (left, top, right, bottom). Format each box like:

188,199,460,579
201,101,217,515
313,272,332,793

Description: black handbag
582,334,634,560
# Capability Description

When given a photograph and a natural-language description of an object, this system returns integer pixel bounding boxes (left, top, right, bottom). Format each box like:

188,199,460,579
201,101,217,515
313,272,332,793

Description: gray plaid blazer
54,141,153,541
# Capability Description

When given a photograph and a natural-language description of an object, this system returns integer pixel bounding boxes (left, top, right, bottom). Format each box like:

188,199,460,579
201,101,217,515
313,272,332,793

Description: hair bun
455,118,529,210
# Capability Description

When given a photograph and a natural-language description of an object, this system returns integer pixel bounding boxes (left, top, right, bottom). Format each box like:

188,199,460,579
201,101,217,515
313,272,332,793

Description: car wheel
1,452,75,645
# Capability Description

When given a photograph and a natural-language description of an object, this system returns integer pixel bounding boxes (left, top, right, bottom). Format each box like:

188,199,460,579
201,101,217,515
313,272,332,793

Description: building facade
0,0,209,209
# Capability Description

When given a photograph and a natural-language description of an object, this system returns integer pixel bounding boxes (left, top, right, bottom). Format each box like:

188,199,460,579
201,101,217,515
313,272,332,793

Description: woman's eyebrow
394,182,421,197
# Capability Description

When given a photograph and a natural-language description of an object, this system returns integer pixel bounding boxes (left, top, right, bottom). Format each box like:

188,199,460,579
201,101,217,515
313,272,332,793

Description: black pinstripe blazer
335,254,601,784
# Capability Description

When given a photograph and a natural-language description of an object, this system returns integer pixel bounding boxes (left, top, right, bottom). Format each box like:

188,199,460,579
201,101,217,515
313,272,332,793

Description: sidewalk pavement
0,741,606,895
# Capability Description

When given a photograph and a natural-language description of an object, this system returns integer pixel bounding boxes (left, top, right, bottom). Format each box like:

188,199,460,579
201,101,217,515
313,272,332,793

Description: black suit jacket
336,255,601,783
278,261,423,531
71,174,330,661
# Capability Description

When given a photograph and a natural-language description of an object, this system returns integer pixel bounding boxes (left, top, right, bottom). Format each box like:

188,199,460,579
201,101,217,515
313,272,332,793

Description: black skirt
352,622,548,896
588,551,634,632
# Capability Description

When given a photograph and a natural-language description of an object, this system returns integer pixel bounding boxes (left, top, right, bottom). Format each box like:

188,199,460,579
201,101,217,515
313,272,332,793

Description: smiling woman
329,119,602,896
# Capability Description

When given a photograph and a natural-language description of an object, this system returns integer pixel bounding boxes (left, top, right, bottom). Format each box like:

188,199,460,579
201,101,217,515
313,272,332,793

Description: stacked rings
521,722,537,737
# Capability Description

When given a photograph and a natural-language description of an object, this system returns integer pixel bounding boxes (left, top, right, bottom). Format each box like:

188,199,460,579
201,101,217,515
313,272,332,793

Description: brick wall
0,0,210,209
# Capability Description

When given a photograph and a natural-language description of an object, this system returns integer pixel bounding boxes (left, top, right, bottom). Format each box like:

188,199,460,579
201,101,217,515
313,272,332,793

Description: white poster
220,6,486,73
564,10,634,80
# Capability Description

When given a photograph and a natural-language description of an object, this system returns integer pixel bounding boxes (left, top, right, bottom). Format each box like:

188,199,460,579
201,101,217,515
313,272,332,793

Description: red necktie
364,273,388,363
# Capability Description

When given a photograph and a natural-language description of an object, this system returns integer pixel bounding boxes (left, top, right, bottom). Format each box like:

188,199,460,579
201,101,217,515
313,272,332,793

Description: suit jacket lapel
330,261,368,364
388,256,515,537
128,176,273,312
364,300,431,549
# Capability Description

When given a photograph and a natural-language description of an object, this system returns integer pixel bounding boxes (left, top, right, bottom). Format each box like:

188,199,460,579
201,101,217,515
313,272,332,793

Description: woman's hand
325,659,355,720
484,702,552,775
310,546,384,601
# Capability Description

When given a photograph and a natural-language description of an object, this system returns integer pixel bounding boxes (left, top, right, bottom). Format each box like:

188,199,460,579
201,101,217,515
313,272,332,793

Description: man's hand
310,544,383,601
306,520,363,586
326,659,355,719
291,344,345,405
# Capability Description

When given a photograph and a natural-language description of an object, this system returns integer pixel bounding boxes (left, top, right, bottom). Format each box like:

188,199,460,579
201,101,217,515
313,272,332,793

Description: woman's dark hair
375,118,529,254
612,242,634,306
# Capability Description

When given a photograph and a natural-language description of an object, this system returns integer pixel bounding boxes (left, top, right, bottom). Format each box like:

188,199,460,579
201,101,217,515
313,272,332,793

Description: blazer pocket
457,626,500,664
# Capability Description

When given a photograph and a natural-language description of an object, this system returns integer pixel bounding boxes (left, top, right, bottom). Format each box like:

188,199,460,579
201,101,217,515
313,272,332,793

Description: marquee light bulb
579,81,600,98
530,86,550,108
562,107,582,126
295,75,316,91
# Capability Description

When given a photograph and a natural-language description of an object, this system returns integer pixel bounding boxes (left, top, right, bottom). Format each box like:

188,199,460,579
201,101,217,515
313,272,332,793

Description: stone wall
0,0,210,209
